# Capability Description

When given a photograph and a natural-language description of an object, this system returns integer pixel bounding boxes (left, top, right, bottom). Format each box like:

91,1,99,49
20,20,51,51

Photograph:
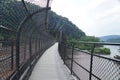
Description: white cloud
51,0,120,36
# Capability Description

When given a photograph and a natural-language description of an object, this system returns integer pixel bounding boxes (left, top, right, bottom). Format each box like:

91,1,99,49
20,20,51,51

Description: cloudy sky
51,0,120,37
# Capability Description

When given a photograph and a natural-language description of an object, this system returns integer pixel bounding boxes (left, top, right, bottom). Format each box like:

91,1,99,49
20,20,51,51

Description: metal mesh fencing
64,47,73,70
0,41,16,80
73,50,91,80
0,0,55,80
92,54,120,80
24,0,53,7
59,42,120,80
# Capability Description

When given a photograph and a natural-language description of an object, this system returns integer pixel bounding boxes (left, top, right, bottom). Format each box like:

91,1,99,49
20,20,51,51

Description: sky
51,0,120,37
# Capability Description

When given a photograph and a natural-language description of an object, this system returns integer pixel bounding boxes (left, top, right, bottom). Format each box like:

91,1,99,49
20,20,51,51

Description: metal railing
59,42,120,80
0,0,55,80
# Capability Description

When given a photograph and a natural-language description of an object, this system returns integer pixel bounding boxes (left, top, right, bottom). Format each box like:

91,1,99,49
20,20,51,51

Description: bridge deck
29,43,74,80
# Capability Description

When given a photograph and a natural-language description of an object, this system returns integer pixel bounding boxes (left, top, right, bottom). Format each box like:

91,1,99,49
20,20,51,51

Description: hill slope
0,0,86,40
48,11,86,39
100,35,120,43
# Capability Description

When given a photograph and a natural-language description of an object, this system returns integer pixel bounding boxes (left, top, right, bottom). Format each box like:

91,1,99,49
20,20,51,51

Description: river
104,45,120,57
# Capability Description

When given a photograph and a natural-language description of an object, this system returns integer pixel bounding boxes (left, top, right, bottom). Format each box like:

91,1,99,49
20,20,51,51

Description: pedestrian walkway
29,43,74,80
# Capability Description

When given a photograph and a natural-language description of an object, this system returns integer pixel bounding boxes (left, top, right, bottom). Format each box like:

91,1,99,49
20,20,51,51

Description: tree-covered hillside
100,35,120,41
0,0,86,40
107,38,120,43
100,35,120,43
0,0,110,54
48,11,86,39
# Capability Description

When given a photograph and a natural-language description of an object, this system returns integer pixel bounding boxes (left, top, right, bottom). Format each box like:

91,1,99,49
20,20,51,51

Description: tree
80,36,100,42
94,47,110,55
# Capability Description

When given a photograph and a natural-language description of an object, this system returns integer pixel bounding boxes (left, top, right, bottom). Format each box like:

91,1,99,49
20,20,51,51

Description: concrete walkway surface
29,43,74,80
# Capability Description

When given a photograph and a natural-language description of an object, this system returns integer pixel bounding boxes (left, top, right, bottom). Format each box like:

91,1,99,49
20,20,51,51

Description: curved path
29,43,74,80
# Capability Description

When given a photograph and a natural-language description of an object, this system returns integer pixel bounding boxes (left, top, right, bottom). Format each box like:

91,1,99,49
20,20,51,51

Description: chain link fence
0,0,55,80
59,42,120,80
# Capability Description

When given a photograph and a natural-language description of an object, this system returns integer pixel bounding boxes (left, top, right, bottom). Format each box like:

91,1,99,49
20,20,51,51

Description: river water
104,45,120,57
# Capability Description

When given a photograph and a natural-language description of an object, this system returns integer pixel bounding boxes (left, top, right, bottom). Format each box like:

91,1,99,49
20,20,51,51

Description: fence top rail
72,41,120,46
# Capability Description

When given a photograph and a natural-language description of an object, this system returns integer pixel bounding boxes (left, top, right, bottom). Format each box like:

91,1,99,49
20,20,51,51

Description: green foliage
0,0,40,40
76,36,100,50
0,0,86,40
80,36,100,42
67,38,77,46
67,36,102,51
76,44,93,50
67,36,111,55
94,47,110,55
0,0,27,40
66,36,112,55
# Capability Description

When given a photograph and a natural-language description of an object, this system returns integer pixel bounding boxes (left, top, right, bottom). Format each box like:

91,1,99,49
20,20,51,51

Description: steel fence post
63,43,65,63
39,39,40,51
63,43,66,64
89,44,95,80
16,33,20,79
71,43,74,74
